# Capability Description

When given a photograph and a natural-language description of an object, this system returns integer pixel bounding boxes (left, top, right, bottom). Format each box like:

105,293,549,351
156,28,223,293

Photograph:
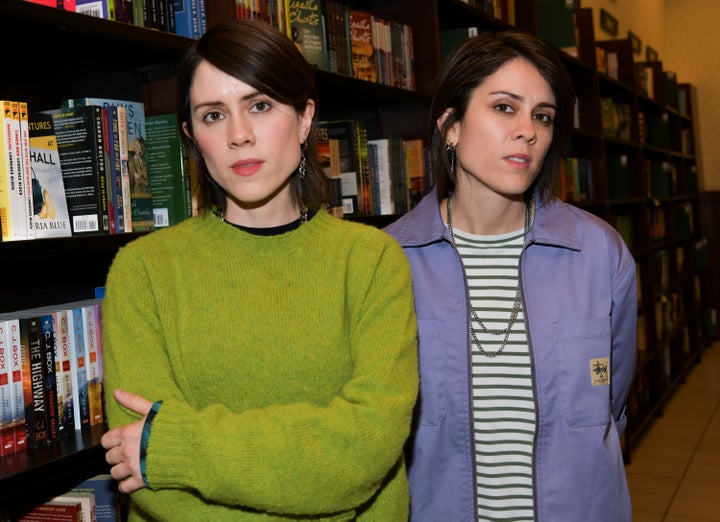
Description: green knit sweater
102,209,418,521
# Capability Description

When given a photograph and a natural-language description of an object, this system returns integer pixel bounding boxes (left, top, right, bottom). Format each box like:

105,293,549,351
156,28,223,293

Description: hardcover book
52,106,109,235
146,113,193,228
116,106,133,233
1,100,30,241
348,9,376,83
0,100,15,241
287,0,329,71
28,111,72,238
11,499,83,522
40,312,59,443
19,315,49,447
316,119,364,216
54,309,75,437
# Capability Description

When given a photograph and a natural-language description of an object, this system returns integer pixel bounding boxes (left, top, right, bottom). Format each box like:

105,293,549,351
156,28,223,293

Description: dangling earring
446,143,457,174
298,146,307,181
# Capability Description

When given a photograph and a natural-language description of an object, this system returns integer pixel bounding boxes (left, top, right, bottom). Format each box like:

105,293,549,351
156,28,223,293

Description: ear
299,99,315,143
182,121,193,141
436,108,459,145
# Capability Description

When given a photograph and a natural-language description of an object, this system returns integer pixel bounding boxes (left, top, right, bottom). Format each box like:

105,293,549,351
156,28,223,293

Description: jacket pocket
553,318,613,427
416,318,447,425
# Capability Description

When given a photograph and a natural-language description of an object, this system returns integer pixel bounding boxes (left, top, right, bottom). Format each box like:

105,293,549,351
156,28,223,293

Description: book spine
100,108,117,234
0,320,16,455
18,102,35,239
69,307,90,432
116,106,133,233
22,316,49,447
83,304,104,427
7,318,27,451
0,100,14,241
40,313,59,443
55,310,75,437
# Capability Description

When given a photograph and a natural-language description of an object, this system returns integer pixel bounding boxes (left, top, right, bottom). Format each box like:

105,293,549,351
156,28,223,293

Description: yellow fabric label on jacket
590,357,610,386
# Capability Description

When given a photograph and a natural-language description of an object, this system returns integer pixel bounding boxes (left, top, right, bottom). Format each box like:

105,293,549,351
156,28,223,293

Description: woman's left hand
101,389,154,494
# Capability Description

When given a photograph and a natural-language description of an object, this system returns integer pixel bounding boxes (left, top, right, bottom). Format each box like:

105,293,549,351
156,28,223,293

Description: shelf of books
0,0,713,510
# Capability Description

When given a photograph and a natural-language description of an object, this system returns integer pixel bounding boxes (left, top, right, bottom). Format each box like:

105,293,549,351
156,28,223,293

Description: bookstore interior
0,0,717,519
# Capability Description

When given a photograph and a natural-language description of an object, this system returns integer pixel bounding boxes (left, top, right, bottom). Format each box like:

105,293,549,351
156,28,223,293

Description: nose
514,115,538,145
228,114,254,147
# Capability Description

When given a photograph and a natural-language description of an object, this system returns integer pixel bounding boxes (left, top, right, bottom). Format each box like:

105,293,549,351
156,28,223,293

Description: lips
231,160,263,176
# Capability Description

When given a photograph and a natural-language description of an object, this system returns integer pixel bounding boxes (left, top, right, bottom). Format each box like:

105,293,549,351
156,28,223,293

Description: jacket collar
388,186,582,252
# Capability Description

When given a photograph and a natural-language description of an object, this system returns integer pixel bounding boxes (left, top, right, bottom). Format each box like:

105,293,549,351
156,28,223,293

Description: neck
444,193,527,235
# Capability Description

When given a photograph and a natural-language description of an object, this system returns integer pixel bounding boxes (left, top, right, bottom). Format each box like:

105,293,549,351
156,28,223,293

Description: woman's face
444,57,555,199
184,59,314,223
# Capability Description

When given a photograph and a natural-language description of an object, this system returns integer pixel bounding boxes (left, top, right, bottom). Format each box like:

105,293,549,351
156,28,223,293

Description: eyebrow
193,90,265,111
488,90,557,111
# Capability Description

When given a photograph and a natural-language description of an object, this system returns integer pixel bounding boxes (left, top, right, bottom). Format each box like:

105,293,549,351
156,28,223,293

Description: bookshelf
0,0,710,504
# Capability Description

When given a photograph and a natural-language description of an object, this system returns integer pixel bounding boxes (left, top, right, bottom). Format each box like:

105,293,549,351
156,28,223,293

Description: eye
494,103,514,114
534,112,554,125
202,111,224,123
250,101,271,113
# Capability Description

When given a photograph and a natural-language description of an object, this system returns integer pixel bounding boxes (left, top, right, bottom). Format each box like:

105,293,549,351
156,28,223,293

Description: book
1,100,31,241
402,138,426,210
100,106,125,234
324,0,351,76
69,474,120,522
0,320,16,455
62,97,153,232
54,309,75,437
534,0,578,54
116,106,133,233
52,106,109,235
146,113,193,228
348,9,376,83
316,119,365,216
18,102,36,240
67,304,91,432
51,492,97,522
173,0,199,38
286,0,329,71
40,312,60,442
5,317,28,451
25,0,77,10
82,302,104,427
75,0,114,19
11,499,84,522
19,315,50,447
367,138,394,215
28,111,73,238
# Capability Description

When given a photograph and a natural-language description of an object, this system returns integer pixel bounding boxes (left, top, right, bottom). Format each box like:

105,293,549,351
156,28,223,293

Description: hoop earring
298,149,306,181
446,143,457,174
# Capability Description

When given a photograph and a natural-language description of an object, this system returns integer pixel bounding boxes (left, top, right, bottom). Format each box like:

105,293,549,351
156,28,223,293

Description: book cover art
70,474,120,522
25,0,78,10
75,0,113,19
116,106,133,232
287,0,329,71
52,106,109,235
63,97,153,231
348,9,376,83
146,113,193,228
316,119,362,216
28,111,72,238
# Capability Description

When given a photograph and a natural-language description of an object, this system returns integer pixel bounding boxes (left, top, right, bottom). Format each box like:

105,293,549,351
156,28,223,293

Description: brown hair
177,19,328,214
430,30,576,203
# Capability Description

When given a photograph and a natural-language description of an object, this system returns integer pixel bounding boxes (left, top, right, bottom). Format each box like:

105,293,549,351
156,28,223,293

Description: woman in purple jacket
386,30,636,521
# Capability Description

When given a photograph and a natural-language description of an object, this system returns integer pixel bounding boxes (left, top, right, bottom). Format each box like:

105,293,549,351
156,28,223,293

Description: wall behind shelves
581,0,719,191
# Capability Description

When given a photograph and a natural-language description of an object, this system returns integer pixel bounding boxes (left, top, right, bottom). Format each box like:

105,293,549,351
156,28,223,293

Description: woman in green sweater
99,19,418,521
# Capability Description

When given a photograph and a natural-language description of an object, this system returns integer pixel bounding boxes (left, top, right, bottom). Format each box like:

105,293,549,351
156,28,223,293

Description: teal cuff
140,401,163,489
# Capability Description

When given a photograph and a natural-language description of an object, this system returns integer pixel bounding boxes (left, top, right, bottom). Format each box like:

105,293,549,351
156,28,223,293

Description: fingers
113,388,154,416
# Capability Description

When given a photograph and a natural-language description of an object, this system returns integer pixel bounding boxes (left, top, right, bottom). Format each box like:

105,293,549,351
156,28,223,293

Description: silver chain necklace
446,194,532,358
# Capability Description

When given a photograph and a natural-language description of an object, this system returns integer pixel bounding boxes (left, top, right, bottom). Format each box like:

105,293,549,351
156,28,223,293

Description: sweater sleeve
101,225,419,518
